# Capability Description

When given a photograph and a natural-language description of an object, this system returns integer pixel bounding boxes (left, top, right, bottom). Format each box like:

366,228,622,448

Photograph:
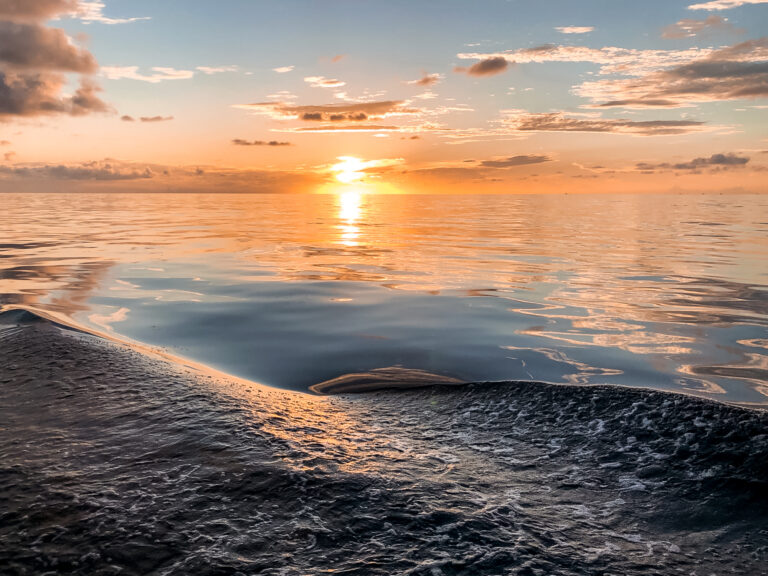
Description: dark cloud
121,115,135,122
232,139,292,146
505,111,706,135
0,72,111,118
480,155,551,168
455,56,510,77
140,115,174,122
662,15,742,39
637,152,750,171
0,160,153,180
0,0,77,20
0,22,97,72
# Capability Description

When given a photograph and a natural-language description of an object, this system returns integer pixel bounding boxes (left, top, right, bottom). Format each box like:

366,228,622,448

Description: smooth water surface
1,192,767,403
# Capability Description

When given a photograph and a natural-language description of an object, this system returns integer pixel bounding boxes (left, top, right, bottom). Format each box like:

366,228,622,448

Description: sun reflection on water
337,189,363,246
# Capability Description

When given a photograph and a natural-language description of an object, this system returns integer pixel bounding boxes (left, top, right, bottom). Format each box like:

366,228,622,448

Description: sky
0,0,767,193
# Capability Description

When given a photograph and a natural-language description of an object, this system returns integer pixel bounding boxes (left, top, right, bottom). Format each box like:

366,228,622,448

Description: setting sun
332,156,367,183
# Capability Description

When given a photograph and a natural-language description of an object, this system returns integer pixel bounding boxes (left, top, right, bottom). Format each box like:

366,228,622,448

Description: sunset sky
1,0,767,193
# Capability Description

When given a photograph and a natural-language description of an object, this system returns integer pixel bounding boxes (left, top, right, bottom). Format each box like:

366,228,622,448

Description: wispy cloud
688,0,768,10
273,65,294,73
479,155,552,167
304,76,346,88
555,26,594,34
73,1,150,25
636,152,750,171
458,45,714,76
233,100,421,122
576,38,768,107
0,159,153,180
232,139,292,146
196,65,238,75
139,115,173,123
406,73,444,86
101,66,195,83
502,110,709,135
662,15,742,38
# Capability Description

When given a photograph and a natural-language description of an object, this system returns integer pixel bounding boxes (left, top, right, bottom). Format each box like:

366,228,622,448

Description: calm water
2,192,767,403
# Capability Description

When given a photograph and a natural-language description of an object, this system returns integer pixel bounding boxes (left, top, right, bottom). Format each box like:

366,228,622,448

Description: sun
332,156,366,184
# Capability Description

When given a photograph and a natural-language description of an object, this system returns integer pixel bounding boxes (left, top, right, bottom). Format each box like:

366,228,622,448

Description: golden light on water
337,190,363,246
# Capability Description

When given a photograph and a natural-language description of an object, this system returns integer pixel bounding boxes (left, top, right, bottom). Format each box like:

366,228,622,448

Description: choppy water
1,314,767,575
1,192,767,403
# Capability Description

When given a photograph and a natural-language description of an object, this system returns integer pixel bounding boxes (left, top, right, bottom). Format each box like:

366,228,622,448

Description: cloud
0,21,97,72
555,26,594,34
406,73,443,86
290,124,405,133
454,57,509,77
0,72,111,118
273,66,294,73
636,152,750,170
73,1,150,24
232,139,291,146
479,155,552,168
101,66,195,83
331,54,346,63
503,110,708,135
458,45,716,76
662,15,742,38
304,76,346,88
0,1,110,120
4,151,15,161
576,38,768,107
688,0,768,10
0,0,77,20
140,115,173,122
196,65,238,75
0,159,153,180
234,100,421,122
121,115,134,121
0,159,325,193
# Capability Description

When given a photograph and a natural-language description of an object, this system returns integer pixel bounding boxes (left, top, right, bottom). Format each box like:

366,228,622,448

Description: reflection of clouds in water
503,345,623,384
1,192,767,402
88,307,130,332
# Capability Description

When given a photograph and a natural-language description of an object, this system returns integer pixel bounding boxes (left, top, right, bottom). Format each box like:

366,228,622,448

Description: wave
1,310,767,575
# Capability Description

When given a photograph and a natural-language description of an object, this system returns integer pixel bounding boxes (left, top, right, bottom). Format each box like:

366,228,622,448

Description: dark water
1,314,767,575
2,192,768,404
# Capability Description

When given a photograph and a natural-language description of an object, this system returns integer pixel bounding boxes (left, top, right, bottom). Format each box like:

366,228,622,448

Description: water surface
2,192,767,403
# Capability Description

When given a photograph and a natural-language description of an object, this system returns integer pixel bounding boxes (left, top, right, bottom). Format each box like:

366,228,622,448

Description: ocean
1,192,767,575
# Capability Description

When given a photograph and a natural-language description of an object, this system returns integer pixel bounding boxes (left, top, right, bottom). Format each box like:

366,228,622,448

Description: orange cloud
304,76,346,88
234,100,422,122
406,72,443,86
